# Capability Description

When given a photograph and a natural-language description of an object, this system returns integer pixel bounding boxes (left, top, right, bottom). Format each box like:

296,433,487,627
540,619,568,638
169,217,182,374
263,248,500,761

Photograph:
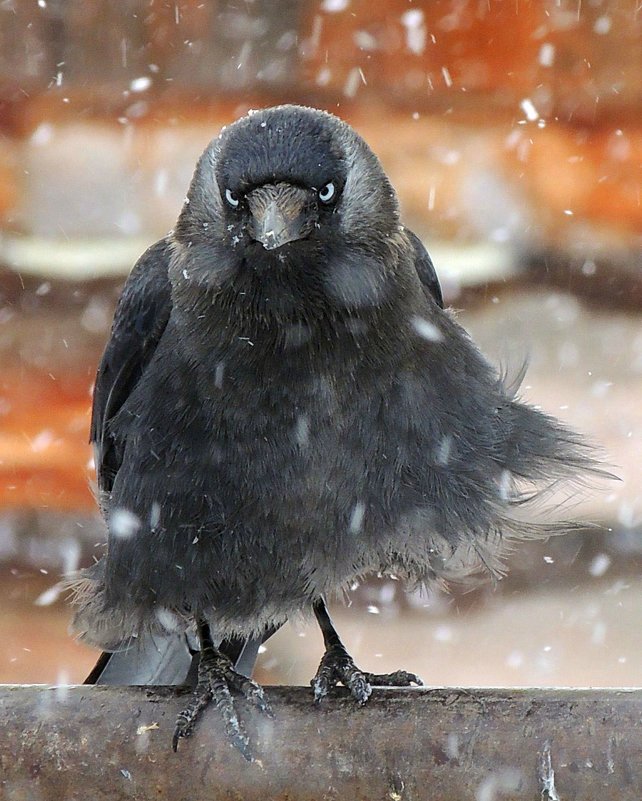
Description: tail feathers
501,399,612,488
422,399,615,589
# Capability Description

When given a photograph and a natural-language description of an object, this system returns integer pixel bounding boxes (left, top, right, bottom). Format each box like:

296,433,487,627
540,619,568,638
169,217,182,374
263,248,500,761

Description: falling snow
538,43,556,67
593,15,612,35
321,0,349,12
520,98,539,122
130,76,152,93
110,508,142,539
401,9,427,55
411,316,444,343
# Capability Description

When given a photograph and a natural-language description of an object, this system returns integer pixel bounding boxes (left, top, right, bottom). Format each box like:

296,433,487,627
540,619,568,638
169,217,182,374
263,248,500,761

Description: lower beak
247,184,315,250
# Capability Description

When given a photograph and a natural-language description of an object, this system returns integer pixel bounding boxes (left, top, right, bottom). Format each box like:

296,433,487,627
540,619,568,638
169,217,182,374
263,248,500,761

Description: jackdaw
69,104,602,758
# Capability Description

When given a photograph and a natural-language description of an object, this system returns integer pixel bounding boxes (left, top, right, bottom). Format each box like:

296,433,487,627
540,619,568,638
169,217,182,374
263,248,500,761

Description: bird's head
171,105,404,317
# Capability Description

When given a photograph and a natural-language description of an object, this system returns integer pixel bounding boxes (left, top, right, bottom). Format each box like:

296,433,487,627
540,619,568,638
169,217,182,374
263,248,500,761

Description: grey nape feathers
69,104,606,757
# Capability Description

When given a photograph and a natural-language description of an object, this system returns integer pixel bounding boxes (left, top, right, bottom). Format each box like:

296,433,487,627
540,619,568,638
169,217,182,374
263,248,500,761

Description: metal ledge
1,685,641,800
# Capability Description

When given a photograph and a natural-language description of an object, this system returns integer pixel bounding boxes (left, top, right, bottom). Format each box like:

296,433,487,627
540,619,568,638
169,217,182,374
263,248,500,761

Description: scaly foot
311,642,422,705
173,644,272,760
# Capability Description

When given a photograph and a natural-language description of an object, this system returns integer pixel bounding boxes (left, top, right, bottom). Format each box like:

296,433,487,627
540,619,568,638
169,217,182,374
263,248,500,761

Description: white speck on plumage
498,470,512,501
215,362,225,389
436,434,452,465
295,414,310,447
149,502,161,529
349,501,366,534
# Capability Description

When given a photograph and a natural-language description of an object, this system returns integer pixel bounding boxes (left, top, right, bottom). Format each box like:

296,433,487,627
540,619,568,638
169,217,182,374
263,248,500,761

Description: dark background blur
0,0,640,689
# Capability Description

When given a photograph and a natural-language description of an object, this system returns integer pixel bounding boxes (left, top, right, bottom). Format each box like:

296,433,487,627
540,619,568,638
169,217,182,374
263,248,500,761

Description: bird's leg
311,598,423,705
172,618,272,759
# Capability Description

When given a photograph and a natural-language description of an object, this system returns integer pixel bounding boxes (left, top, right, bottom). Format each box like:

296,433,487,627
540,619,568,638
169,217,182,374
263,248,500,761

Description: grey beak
247,184,316,250
254,200,292,251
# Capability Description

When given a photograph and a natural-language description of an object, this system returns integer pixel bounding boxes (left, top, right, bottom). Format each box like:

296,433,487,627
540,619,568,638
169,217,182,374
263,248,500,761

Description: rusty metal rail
1,685,640,800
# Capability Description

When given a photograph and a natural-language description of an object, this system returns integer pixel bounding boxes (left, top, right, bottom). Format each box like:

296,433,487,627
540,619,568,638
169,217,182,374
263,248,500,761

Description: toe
312,674,331,704
363,670,423,687
244,682,274,717
227,725,254,762
344,670,372,705
226,669,274,717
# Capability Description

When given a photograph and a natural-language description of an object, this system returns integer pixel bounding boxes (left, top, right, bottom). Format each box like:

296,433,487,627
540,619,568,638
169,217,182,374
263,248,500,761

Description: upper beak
247,183,316,250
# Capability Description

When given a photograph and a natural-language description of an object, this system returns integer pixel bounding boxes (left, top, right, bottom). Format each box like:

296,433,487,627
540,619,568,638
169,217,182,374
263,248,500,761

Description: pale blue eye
318,182,336,204
225,188,240,208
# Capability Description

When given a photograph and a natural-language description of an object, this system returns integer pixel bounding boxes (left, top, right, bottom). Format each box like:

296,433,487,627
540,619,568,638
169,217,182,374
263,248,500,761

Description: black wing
91,238,173,495
403,227,444,310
